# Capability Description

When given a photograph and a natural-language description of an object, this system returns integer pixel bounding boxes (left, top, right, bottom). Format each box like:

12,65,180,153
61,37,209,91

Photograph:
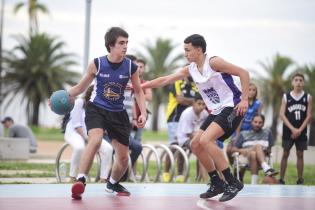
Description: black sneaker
106,182,130,196
71,177,86,200
278,179,285,185
219,179,244,202
265,168,279,177
200,181,225,199
296,178,304,185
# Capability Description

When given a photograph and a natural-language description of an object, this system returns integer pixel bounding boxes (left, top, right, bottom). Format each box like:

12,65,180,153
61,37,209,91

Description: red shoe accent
71,182,85,200
117,191,131,196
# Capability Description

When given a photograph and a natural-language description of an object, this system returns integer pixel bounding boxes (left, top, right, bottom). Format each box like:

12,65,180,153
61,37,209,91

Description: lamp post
83,0,92,73
0,0,5,115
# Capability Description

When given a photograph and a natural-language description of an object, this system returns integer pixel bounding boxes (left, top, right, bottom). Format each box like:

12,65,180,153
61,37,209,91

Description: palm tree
13,0,49,34
256,54,294,139
136,38,185,131
296,64,315,145
2,33,80,125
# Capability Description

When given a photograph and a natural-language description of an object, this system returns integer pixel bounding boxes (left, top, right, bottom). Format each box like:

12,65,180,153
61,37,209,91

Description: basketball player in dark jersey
279,73,312,185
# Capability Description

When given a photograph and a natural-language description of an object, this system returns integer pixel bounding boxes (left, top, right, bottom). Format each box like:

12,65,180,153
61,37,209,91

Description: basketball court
1,183,314,210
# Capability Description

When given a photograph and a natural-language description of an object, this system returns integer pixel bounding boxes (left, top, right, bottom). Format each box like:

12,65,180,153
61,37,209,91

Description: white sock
76,173,88,180
251,174,258,185
261,162,271,172
109,177,117,184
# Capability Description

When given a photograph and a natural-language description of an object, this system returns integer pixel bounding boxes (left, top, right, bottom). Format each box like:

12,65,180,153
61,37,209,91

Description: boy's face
110,36,128,57
251,116,264,132
135,61,145,77
193,99,206,115
184,43,202,63
291,76,304,90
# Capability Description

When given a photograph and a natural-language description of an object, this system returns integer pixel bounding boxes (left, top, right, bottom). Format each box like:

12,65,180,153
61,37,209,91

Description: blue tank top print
241,99,261,131
90,56,132,111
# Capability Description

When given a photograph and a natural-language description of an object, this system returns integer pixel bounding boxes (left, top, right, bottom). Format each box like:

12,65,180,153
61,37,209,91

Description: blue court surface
0,183,314,210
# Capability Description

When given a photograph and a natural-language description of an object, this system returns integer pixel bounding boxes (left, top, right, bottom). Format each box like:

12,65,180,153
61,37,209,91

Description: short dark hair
184,34,207,53
194,92,203,102
252,114,265,123
1,116,13,124
292,72,305,81
126,54,137,62
104,27,128,52
136,58,146,66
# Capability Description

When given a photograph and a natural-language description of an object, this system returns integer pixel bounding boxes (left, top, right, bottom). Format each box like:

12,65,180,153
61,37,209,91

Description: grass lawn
1,161,314,185
30,126,168,142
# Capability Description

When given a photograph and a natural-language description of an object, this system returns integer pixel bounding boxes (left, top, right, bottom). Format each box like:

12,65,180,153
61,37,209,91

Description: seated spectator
1,116,37,153
226,82,263,165
231,114,278,184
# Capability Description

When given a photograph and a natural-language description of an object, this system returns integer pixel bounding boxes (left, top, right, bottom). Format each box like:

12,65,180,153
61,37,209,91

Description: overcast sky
2,0,315,126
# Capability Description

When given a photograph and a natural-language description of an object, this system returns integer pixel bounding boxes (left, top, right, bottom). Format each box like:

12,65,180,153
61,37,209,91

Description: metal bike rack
156,144,175,182
55,143,101,183
128,152,147,183
169,144,190,182
142,144,161,182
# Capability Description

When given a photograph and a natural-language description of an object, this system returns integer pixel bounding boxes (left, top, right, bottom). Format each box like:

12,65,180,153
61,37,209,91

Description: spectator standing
279,73,312,185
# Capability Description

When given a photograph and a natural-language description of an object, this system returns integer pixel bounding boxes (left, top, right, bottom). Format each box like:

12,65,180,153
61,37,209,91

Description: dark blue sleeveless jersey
241,99,261,131
90,56,137,111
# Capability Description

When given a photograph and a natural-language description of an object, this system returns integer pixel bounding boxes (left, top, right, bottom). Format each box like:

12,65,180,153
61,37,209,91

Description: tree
13,0,49,34
297,64,315,146
2,33,80,125
256,54,294,139
136,38,185,131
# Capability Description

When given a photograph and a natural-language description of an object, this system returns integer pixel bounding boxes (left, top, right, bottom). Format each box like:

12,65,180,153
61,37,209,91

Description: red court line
0,197,314,210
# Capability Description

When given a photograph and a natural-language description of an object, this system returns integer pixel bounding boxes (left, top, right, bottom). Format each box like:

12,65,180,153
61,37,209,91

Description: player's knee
117,155,129,166
296,151,304,159
190,140,201,154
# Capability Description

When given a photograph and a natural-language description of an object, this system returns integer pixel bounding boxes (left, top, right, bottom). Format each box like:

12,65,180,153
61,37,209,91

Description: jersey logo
119,75,129,79
203,87,220,104
103,82,123,101
99,73,110,78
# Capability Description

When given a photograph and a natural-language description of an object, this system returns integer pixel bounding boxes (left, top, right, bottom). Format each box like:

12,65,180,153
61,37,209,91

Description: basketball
50,90,74,115
262,176,278,184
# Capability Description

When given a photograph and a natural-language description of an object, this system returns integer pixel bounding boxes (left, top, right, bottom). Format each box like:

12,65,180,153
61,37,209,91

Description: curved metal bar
142,144,161,182
169,144,190,182
55,143,70,183
55,143,101,183
156,144,175,182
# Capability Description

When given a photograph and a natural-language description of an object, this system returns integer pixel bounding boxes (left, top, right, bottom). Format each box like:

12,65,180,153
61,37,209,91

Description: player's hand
136,114,147,128
291,128,301,139
235,99,248,116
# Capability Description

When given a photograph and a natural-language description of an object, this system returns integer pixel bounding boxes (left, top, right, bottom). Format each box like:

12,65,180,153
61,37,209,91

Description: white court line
196,199,214,210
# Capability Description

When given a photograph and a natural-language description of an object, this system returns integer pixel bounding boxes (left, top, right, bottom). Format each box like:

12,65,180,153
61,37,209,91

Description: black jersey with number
282,92,308,140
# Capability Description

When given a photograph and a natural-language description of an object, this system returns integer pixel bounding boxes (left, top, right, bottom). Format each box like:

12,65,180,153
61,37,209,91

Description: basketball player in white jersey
142,34,249,202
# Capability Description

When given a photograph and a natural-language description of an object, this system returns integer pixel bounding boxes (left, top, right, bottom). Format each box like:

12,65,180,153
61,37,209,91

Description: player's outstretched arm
142,67,189,89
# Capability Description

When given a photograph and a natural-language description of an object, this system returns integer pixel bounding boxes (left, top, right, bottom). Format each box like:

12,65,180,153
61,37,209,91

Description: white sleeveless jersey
188,54,242,115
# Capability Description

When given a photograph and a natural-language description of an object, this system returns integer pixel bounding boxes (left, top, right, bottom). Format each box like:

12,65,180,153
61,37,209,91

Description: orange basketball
262,176,279,184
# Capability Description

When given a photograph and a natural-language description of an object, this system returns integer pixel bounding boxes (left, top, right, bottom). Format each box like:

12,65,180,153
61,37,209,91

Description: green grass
1,161,314,185
29,126,168,142
242,162,315,185
31,126,64,141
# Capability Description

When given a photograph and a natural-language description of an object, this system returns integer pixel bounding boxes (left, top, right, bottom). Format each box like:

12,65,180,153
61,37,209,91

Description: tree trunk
271,112,278,141
152,93,161,131
31,100,40,126
309,119,315,146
